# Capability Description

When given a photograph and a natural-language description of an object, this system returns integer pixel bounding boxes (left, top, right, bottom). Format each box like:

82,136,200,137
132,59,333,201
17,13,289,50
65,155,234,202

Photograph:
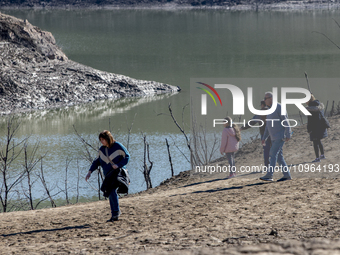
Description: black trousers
313,139,324,158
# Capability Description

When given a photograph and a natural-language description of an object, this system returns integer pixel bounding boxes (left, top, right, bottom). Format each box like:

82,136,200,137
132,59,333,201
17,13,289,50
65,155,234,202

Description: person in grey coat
241,100,271,168
306,95,328,162
260,92,292,182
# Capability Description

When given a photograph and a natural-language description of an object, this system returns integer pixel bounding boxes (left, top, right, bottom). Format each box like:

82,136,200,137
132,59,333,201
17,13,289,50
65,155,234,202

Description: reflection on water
0,93,189,204
0,92,180,137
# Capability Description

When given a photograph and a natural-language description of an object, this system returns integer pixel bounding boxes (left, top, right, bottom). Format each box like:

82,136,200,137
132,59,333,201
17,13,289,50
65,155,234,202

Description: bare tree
313,19,340,50
169,135,190,164
157,103,219,170
76,159,81,203
330,101,336,117
165,138,174,177
142,134,153,189
0,117,27,212
165,103,195,168
190,110,220,167
108,118,122,138
37,158,57,208
97,170,102,200
73,125,98,163
337,101,340,115
126,113,137,151
64,157,72,205
73,125,104,199
22,140,43,210
299,111,304,125
325,100,329,116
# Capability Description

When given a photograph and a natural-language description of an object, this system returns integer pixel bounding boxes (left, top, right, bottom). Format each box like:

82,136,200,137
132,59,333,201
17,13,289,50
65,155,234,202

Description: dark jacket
101,168,130,197
89,141,130,175
307,100,328,141
89,141,130,196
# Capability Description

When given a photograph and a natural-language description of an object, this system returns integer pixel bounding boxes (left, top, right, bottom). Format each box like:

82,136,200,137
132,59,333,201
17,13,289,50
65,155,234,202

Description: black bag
100,168,119,197
320,112,330,129
116,168,130,194
100,168,130,197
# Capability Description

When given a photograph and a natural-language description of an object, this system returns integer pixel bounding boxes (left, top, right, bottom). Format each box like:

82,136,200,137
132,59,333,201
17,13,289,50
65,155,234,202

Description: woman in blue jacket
307,95,327,163
85,130,130,222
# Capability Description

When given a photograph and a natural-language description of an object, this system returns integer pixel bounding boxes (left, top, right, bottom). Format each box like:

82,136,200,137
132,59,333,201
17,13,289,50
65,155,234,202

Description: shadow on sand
1,224,91,237
170,177,272,197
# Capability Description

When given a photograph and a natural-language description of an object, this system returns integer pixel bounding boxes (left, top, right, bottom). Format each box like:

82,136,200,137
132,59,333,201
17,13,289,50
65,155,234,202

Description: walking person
241,100,271,168
260,92,292,182
306,95,328,162
220,116,241,179
85,130,130,222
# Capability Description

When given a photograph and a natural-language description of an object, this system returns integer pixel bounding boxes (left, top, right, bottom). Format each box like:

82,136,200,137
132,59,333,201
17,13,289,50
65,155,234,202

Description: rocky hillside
0,13,180,115
0,0,245,9
1,0,336,9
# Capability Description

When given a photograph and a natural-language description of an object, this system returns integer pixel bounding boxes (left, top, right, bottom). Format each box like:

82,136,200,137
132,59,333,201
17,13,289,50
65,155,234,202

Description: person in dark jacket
85,130,130,222
306,95,327,163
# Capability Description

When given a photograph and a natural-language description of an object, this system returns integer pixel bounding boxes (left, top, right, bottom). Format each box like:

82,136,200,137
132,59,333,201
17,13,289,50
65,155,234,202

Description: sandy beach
1,115,340,254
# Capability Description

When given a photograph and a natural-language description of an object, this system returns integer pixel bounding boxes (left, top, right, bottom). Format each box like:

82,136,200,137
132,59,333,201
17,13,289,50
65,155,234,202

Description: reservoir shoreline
0,12,180,116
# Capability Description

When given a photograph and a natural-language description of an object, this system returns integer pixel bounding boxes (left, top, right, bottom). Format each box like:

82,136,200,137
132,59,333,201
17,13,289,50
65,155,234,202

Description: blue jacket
89,141,130,176
263,103,292,141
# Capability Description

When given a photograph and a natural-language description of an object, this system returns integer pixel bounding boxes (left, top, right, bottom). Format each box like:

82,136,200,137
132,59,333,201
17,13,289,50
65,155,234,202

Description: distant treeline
0,0,291,8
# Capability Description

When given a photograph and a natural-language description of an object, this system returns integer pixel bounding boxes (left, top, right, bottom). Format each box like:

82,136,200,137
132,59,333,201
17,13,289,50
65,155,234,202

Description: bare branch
312,31,340,50
142,135,153,189
304,72,313,94
169,135,190,163
181,103,190,133
332,18,340,30
73,125,98,151
126,112,137,151
165,138,174,177
64,157,72,205
37,158,57,208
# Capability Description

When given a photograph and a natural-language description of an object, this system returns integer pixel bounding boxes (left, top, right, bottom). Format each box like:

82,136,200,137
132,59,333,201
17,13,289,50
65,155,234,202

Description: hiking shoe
106,216,119,222
113,210,121,217
312,158,320,163
260,176,273,181
227,173,236,179
277,177,292,182
320,155,326,160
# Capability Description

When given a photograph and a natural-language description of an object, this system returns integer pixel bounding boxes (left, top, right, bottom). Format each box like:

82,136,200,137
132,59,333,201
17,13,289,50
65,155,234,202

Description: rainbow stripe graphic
196,82,222,106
